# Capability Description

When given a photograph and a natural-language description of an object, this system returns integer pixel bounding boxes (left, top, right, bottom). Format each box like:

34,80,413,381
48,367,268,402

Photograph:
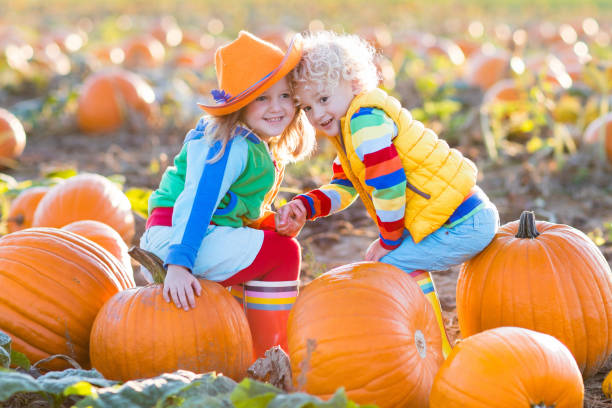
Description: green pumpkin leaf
37,368,116,395
0,370,43,401
230,378,281,408
73,370,235,408
9,350,30,370
231,379,372,408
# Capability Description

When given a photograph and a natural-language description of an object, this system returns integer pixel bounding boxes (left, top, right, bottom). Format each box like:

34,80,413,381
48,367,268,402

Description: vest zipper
406,182,431,199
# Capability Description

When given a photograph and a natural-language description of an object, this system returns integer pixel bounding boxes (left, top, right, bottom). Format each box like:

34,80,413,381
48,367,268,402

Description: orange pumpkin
0,108,26,161
90,279,253,382
430,327,584,407
463,50,511,89
62,220,133,278
0,228,134,370
457,211,612,378
76,69,156,134
482,78,525,104
288,262,443,408
122,35,165,68
583,112,612,162
6,186,49,232
32,173,135,245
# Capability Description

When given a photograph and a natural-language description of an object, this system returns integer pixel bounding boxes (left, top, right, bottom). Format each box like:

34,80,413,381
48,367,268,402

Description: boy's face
296,79,357,137
243,77,295,141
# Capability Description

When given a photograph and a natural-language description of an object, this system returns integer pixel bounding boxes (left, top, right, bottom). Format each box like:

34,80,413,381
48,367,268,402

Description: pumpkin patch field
1,0,612,407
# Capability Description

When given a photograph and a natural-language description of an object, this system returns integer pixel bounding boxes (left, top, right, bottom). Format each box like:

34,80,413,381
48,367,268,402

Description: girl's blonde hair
292,30,380,97
205,102,315,164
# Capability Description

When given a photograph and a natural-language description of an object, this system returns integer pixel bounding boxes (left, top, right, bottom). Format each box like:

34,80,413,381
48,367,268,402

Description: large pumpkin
76,69,156,133
429,326,584,407
0,108,26,161
32,173,135,245
62,220,133,278
0,228,134,370
288,262,443,408
90,279,253,382
457,211,612,377
6,186,49,232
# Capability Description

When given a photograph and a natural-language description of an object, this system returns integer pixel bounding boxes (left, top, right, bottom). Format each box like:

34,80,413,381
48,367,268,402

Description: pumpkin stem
515,211,540,239
6,214,24,226
128,246,166,284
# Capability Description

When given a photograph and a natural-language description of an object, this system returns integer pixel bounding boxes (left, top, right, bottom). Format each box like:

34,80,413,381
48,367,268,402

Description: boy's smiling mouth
320,118,333,127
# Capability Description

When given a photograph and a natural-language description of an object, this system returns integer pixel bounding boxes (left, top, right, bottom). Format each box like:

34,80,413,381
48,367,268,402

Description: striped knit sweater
295,107,407,249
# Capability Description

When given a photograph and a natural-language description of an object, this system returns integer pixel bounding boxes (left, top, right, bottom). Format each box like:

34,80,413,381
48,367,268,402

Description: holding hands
276,200,307,237
365,238,392,262
164,264,202,311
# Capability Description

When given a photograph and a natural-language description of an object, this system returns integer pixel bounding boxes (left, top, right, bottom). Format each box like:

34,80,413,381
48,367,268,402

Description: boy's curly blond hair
291,31,380,98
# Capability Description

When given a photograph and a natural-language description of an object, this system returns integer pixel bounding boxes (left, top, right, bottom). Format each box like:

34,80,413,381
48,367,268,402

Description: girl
140,31,315,358
279,30,499,358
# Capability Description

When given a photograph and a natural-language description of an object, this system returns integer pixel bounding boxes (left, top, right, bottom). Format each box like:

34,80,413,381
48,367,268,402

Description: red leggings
218,230,300,286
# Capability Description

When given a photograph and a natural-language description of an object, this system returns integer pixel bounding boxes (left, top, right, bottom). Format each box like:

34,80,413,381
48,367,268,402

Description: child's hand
276,201,307,237
164,264,202,311
365,239,392,262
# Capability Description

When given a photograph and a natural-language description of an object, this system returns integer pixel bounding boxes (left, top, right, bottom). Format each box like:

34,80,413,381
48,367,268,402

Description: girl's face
242,77,295,141
296,79,357,137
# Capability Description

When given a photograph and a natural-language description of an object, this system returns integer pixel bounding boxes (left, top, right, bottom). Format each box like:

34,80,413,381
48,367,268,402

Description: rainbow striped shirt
295,107,407,249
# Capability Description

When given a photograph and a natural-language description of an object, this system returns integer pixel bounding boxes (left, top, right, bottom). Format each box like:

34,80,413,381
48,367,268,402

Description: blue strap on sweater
165,137,234,270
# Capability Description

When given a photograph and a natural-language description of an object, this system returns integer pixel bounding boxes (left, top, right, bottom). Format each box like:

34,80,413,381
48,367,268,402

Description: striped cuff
380,235,402,250
294,195,314,219
231,280,299,311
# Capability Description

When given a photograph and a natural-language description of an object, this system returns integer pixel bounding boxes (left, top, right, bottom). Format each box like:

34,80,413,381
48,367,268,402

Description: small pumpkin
483,79,525,104
32,173,135,245
90,248,253,382
0,228,134,370
457,211,612,378
62,220,133,279
602,370,612,398
122,35,165,68
288,262,443,408
76,69,156,134
6,186,49,232
463,50,511,89
583,111,612,162
429,326,584,408
0,108,26,162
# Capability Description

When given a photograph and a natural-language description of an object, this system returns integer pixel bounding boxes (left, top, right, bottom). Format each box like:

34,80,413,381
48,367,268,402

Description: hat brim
198,34,303,116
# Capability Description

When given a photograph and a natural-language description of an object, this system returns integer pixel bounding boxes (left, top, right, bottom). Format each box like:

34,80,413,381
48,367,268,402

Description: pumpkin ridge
36,227,127,272
0,247,109,323
304,277,418,319
540,236,578,359
0,240,122,300
433,363,492,407
0,286,87,357
54,228,134,289
525,229,586,367
543,230,596,371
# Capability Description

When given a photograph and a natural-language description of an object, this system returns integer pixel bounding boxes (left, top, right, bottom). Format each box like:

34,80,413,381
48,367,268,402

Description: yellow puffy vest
335,88,477,243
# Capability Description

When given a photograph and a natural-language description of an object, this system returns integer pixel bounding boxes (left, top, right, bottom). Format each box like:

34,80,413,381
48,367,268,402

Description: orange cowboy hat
198,30,303,116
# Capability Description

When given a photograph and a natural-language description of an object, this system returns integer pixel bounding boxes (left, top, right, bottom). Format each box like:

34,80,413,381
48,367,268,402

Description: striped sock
232,280,299,359
409,270,452,358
